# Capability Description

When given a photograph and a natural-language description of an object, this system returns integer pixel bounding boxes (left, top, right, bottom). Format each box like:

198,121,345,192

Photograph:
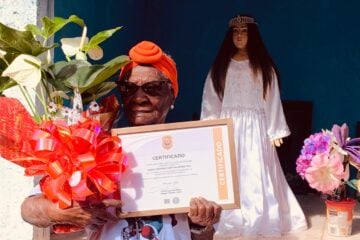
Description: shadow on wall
276,100,313,194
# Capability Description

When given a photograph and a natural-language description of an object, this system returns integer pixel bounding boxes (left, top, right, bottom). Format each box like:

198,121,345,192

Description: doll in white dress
200,14,308,237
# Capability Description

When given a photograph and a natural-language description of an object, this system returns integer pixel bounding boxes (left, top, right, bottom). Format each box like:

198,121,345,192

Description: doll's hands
271,138,283,147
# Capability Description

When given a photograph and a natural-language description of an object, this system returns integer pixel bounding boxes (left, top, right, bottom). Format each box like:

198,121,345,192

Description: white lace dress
201,59,307,237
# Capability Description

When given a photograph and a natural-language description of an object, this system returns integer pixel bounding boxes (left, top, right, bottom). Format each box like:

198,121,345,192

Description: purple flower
301,132,331,156
297,131,332,179
297,123,360,200
331,123,348,147
332,123,360,166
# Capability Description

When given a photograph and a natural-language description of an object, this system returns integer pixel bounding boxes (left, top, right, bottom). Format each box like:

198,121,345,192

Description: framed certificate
111,118,239,217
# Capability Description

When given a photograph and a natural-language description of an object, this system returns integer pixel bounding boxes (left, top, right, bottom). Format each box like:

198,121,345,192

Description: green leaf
24,24,43,37
0,76,17,93
0,23,49,56
46,66,74,92
38,15,85,40
49,56,128,99
50,60,91,77
65,64,104,89
67,15,85,27
79,55,129,92
83,27,122,52
0,57,8,73
48,60,91,92
81,82,117,104
346,179,358,191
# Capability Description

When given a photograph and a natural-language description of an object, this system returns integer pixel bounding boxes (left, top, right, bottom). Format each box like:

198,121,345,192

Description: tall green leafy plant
0,15,129,122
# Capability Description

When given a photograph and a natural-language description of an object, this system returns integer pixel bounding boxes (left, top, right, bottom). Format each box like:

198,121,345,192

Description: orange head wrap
119,41,178,97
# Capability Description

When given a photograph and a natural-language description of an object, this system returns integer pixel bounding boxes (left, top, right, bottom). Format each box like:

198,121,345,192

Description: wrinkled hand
271,138,283,147
188,197,222,227
49,198,122,230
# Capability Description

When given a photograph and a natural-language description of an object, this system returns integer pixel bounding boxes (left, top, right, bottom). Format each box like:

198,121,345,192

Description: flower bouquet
0,15,129,233
296,123,360,236
296,123,360,200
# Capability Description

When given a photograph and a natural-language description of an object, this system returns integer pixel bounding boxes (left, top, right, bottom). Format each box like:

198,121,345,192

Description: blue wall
55,0,360,136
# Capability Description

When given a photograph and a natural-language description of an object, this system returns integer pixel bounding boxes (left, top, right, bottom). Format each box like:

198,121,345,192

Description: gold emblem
162,135,173,150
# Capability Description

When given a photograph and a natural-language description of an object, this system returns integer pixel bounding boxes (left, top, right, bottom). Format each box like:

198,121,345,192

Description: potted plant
0,15,129,233
0,15,129,124
296,123,360,236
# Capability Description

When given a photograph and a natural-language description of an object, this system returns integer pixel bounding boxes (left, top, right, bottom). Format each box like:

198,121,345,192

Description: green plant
0,15,129,122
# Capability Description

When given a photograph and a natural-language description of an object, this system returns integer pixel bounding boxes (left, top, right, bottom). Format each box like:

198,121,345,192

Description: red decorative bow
15,118,127,209
0,97,127,233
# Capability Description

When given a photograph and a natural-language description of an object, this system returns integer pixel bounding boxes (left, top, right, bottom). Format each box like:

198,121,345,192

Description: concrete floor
214,193,360,240
290,193,360,240
50,193,360,240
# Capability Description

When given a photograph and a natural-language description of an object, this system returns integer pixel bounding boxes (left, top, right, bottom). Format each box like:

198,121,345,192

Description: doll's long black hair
210,15,280,101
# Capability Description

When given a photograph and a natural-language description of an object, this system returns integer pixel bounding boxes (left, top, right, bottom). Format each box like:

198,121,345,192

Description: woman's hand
21,195,122,230
51,199,122,229
188,197,222,240
188,197,222,226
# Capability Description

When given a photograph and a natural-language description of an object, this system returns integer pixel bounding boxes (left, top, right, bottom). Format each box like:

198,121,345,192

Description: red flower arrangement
0,15,130,233
0,97,127,233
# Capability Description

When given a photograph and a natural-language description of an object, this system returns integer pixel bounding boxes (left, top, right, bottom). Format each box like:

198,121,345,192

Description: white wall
0,1,53,239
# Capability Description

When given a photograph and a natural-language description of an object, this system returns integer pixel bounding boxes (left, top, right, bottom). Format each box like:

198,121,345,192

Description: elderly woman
21,41,221,240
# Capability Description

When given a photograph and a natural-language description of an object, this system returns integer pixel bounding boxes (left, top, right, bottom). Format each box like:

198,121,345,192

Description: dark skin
120,65,221,238
21,196,121,228
121,66,174,126
21,65,222,239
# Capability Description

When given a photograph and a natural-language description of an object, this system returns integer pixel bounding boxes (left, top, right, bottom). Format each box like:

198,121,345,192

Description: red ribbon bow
16,118,127,209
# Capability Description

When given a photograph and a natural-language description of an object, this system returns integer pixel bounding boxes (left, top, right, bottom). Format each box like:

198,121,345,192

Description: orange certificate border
111,118,240,217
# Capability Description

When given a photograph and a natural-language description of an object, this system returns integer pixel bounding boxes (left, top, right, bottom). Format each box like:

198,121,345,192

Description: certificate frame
111,118,240,217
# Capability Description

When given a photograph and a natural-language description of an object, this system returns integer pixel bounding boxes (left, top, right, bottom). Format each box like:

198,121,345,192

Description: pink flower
296,155,312,179
304,152,348,193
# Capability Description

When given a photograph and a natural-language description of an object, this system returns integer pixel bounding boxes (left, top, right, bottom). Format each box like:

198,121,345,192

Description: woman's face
232,23,248,50
119,65,174,126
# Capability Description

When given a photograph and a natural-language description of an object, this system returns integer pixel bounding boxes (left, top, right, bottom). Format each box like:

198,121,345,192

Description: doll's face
232,23,248,50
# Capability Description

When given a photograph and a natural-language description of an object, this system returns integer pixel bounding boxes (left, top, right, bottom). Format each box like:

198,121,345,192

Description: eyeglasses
118,80,172,97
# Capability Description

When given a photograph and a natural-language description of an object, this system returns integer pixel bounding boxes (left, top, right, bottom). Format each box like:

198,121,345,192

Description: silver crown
229,15,257,28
